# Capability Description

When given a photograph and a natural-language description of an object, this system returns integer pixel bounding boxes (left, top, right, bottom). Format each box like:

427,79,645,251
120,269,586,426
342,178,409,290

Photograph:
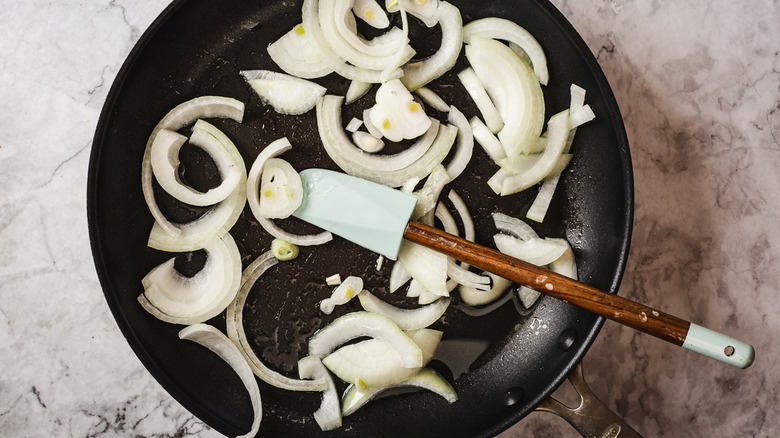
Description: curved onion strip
401,2,463,91
246,137,333,246
225,251,329,392
358,290,450,330
298,356,342,431
463,17,549,85
434,203,458,236
179,324,262,438
301,0,402,83
354,0,390,29
389,261,412,293
257,158,304,219
345,80,372,105
267,24,333,79
470,116,507,161
458,67,504,134
139,233,242,324
465,35,544,157
141,96,245,237
410,164,450,219
447,260,490,290
240,70,326,115
341,368,457,416
386,0,440,27
444,106,473,181
352,131,385,153
318,96,458,187
458,274,513,308
147,120,248,252
492,212,538,241
414,87,450,113
308,311,423,368
494,234,569,266
398,240,448,295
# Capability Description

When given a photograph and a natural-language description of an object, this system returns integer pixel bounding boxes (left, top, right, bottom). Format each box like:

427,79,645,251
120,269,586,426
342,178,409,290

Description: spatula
292,168,755,368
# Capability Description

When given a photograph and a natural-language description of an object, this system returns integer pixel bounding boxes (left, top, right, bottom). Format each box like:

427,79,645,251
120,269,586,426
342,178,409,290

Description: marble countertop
1,0,777,436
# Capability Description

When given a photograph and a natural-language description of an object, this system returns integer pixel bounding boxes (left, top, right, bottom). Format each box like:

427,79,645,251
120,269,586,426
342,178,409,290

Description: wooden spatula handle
404,220,691,345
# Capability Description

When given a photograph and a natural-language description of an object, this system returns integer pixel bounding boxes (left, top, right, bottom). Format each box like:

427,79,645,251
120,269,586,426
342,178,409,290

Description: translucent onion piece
465,35,544,158
470,116,507,161
241,70,326,115
414,87,450,113
352,131,385,153
517,286,541,309
410,164,450,219
434,203,458,236
517,242,578,309
178,324,262,438
525,173,561,224
267,23,333,79
247,137,333,246
401,2,463,91
398,240,448,295
341,368,457,416
320,276,364,314
317,95,458,187
346,117,364,133
346,80,372,105
459,272,512,307
147,120,248,252
141,96,245,237
298,356,342,431
354,0,390,28
386,0,440,27
257,157,304,219
225,251,329,392
368,79,432,142
358,290,450,330
492,212,538,241
389,261,412,293
463,17,549,85
308,311,423,368
458,67,503,133
494,234,569,266
139,233,241,325
271,238,300,261
447,190,474,241
444,106,473,181
447,260,490,290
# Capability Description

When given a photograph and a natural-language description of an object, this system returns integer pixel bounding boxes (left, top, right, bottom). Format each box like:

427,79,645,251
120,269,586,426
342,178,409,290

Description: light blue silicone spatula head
292,168,418,260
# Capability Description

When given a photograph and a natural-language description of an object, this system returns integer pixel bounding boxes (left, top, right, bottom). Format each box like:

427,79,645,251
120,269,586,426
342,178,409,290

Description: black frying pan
88,0,632,436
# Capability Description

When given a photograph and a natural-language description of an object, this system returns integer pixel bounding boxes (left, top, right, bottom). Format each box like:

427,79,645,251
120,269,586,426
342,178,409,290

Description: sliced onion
459,273,512,307
492,211,538,241
470,116,507,161
298,356,342,431
247,137,333,246
267,23,333,79
241,70,326,115
341,367,457,416
494,234,569,266
345,117,364,132
368,79,432,142
414,87,450,113
352,131,385,153
271,238,300,261
386,0,440,27
141,96,245,237
354,0,390,28
178,324,262,438
434,203,458,236
525,173,561,223
463,17,549,85
401,1,463,91
444,106,473,181
225,251,328,391
458,67,503,133
346,80,373,105
447,260,490,290
257,157,304,219
139,233,241,325
358,290,450,330
322,328,441,387
389,261,412,293
308,311,423,368
320,276,364,314
410,164,450,219
326,273,343,286
398,240,449,295
465,35,544,157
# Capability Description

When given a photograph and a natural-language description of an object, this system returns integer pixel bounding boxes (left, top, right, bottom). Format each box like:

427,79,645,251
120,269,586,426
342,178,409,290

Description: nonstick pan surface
88,0,633,436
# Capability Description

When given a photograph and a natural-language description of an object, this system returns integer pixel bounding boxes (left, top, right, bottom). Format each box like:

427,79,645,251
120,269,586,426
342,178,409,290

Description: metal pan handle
535,361,643,438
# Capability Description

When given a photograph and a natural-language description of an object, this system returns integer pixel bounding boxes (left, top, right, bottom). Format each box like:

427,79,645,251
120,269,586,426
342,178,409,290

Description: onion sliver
458,67,503,134
358,291,450,330
410,164,450,219
147,120,248,252
463,17,549,85
257,158,304,219
298,356,342,431
308,311,423,368
241,70,326,115
499,110,570,195
465,35,544,158
389,261,412,293
317,95,458,187
492,212,538,241
415,87,450,113
444,106,473,181
398,240,449,295
458,272,512,307
139,233,241,324
341,368,457,416
247,137,333,246
401,2,463,91
141,96,245,237
352,131,385,153
354,0,390,28
447,260,490,290
470,116,507,161
386,0,440,27
346,80,372,105
225,251,329,392
267,24,333,79
320,276,363,315
494,234,569,266
178,324,262,438
322,329,442,387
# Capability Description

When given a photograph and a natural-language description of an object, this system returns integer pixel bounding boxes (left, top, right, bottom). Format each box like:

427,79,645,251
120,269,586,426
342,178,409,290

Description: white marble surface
1,1,778,437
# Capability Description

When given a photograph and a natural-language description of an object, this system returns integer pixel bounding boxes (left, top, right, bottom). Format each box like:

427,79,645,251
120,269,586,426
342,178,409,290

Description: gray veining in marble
1,0,778,437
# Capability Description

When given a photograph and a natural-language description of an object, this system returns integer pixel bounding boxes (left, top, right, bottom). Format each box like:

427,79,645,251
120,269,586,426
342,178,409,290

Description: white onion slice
345,117,364,133
525,173,561,223
517,241,578,308
352,131,385,153
386,0,440,27
320,276,363,314
414,87,450,113
346,81,373,105
492,212,538,241
459,273,512,307
341,368,457,416
401,2,463,91
434,203,458,236
267,23,333,79
470,116,507,162
358,290,450,330
465,35,544,157
447,260,490,290
389,261,412,293
257,157,304,219
225,251,329,392
298,356,342,431
178,324,262,438
308,311,423,368
398,240,448,295
444,106,473,181
463,17,549,85
368,79,432,142
241,70,326,115
410,164,450,219
247,137,333,246
354,0,390,28
458,67,503,133
494,234,569,266
141,96,245,237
